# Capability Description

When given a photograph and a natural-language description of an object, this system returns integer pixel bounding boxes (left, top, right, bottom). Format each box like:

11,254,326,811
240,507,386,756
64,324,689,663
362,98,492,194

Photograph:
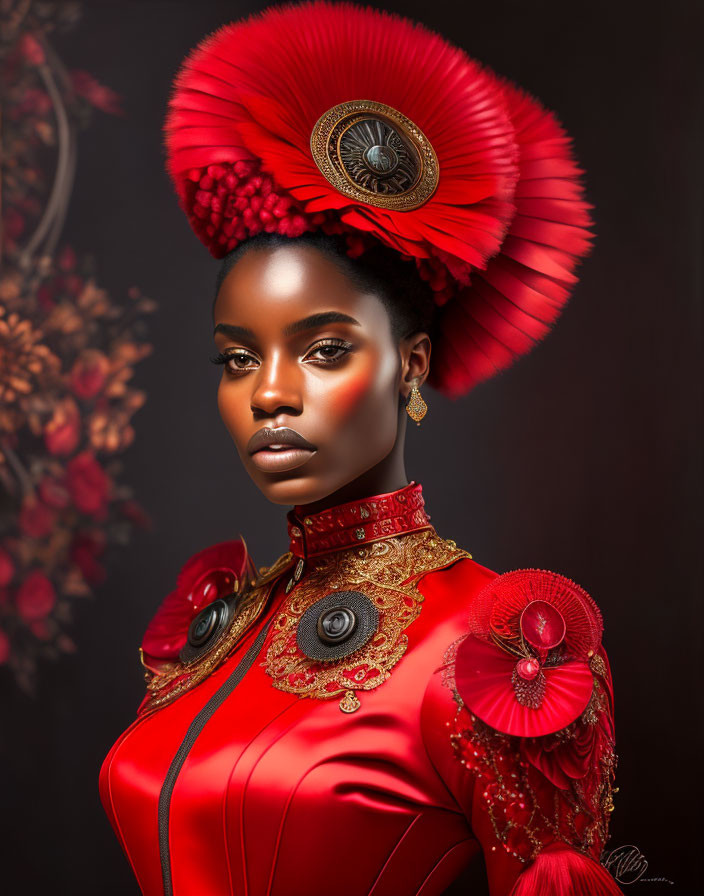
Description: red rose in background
38,474,71,509
36,283,56,311
70,530,107,585
141,538,255,666
30,620,51,640
19,33,45,65
16,571,56,622
0,630,10,664
3,207,25,243
0,548,15,586
70,70,124,116
69,349,110,399
118,499,152,530
10,86,52,119
1,9,156,689
67,450,111,520
44,397,81,456
57,245,76,271
18,496,56,538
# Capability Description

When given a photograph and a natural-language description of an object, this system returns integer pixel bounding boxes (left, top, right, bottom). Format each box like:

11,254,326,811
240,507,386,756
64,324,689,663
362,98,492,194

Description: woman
99,3,621,894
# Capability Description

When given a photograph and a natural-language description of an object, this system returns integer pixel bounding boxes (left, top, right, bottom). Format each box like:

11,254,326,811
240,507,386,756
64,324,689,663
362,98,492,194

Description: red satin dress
99,482,622,896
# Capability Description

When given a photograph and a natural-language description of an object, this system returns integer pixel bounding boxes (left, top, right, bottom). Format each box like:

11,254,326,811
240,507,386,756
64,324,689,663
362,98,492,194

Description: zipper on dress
158,617,274,896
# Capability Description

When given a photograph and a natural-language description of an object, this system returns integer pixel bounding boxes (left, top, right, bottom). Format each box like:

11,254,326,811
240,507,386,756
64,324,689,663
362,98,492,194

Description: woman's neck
296,443,408,516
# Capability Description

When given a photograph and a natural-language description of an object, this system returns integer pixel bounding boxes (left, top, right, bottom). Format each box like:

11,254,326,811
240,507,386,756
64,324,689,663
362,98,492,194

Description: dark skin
212,243,431,514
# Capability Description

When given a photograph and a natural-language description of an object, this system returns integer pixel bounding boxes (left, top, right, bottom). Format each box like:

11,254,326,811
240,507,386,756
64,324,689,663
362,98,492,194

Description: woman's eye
304,340,353,364
210,340,352,374
209,350,258,375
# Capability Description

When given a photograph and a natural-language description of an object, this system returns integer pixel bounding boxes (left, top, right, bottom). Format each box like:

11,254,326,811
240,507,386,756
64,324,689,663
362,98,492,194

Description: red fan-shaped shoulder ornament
445,569,618,869
454,569,603,736
140,538,255,671
165,0,594,396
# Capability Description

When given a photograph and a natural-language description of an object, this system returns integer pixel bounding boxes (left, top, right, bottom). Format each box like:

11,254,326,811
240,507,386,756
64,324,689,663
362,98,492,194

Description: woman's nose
249,353,302,418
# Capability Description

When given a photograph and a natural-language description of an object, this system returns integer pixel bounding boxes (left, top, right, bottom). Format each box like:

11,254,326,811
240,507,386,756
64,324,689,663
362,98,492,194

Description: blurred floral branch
0,0,156,692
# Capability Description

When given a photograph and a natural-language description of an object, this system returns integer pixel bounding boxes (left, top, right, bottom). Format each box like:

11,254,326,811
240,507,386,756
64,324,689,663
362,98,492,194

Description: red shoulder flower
455,568,603,737
140,537,255,670
442,568,617,866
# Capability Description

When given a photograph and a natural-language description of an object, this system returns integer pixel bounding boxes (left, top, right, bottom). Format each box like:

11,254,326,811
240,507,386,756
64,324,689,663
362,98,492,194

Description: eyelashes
210,338,354,376
209,350,256,373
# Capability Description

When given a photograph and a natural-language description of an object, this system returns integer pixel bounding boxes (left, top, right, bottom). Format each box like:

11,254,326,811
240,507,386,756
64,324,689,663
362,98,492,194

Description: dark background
1,0,701,892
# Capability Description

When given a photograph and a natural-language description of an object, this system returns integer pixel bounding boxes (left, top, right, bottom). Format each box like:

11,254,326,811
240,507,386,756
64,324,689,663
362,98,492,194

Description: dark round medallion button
179,597,235,664
363,144,398,175
189,604,220,646
297,590,379,661
317,606,357,644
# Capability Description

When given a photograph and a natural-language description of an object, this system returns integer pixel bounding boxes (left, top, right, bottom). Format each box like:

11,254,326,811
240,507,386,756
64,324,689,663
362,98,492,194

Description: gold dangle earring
405,379,428,425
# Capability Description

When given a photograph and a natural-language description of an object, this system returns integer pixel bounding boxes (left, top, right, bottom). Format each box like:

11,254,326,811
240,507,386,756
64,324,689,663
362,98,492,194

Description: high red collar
286,481,432,559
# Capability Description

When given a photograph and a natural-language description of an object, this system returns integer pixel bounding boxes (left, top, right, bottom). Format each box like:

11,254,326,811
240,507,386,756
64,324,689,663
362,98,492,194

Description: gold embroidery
140,550,295,714
339,690,361,713
589,652,607,677
444,641,618,863
264,529,470,710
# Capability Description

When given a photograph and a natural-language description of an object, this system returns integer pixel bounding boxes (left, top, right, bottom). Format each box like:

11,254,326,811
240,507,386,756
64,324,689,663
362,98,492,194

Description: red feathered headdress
165,0,594,397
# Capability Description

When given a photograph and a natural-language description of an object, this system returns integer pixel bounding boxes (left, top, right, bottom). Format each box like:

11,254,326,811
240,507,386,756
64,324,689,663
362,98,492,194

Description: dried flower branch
1,0,156,692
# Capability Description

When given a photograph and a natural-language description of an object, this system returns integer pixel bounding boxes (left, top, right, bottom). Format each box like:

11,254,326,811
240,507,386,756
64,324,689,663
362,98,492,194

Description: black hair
212,230,436,343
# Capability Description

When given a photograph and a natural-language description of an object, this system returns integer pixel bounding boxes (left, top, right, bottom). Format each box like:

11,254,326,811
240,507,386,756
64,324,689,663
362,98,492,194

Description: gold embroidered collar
264,528,470,712
141,485,470,715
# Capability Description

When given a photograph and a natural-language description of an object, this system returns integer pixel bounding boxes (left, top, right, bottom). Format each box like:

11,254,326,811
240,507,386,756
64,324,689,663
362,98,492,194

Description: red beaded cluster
183,159,318,253
182,157,466,309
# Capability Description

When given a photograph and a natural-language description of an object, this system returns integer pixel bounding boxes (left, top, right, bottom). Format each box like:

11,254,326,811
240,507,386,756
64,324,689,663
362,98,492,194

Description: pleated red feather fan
456,569,604,737
164,0,594,397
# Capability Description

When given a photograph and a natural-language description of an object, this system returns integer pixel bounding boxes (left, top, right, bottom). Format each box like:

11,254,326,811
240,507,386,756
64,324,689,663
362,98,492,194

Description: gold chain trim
264,529,470,710
139,551,295,715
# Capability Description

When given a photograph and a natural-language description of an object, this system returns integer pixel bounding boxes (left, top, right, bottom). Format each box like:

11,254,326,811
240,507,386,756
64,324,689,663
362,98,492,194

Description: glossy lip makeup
248,426,317,473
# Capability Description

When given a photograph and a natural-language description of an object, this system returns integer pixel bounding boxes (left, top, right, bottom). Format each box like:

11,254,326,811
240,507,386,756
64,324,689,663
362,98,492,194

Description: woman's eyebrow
213,312,360,341
213,323,255,340
282,311,361,336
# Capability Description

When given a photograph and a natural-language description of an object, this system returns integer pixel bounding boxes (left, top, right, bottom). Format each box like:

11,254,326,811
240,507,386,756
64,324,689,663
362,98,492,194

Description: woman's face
212,243,427,507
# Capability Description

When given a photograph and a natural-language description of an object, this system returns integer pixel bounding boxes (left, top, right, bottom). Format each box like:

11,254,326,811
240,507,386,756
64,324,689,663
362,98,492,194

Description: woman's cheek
217,379,234,432
217,379,248,448
324,362,379,423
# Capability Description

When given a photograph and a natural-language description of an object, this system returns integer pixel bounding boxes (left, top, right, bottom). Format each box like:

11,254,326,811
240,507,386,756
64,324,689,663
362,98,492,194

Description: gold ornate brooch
263,529,469,712
310,100,439,210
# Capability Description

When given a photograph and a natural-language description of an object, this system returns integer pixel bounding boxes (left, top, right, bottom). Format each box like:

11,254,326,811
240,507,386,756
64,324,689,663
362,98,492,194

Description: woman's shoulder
419,550,616,775
416,549,497,631
421,551,612,661
422,553,614,716
138,537,265,674
134,539,295,716
421,549,497,591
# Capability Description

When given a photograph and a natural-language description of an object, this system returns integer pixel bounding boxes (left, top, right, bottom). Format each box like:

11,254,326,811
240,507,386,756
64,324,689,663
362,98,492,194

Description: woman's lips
250,444,317,472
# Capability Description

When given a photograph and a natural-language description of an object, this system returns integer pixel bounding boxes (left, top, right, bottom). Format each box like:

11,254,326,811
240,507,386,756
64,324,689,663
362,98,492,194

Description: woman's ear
400,332,431,399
